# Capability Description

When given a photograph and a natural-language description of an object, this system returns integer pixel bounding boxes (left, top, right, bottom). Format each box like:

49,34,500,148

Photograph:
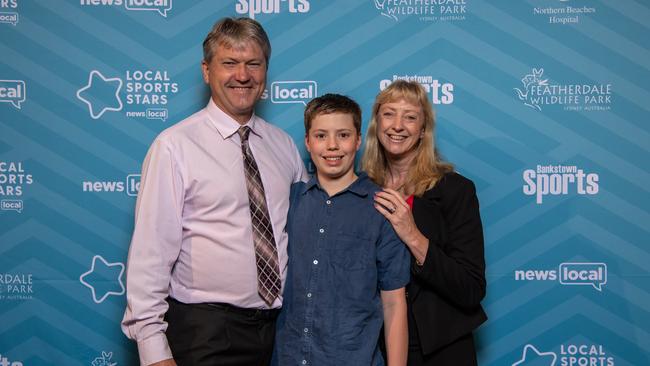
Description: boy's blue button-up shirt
273,173,411,366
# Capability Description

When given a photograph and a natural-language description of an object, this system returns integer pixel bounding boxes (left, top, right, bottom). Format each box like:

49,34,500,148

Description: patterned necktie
237,126,281,306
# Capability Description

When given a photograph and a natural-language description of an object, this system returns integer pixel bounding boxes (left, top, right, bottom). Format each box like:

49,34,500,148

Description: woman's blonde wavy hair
361,80,453,196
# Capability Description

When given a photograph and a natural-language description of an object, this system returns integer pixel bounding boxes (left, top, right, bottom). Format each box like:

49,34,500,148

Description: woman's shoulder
425,171,476,197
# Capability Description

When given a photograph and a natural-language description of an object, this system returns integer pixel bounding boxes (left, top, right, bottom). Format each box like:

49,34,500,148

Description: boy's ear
355,133,362,151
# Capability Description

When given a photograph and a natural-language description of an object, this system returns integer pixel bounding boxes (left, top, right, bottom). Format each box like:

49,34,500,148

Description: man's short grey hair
202,17,271,66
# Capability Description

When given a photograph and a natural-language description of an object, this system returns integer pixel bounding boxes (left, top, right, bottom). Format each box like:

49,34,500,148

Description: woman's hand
374,188,429,264
374,189,417,241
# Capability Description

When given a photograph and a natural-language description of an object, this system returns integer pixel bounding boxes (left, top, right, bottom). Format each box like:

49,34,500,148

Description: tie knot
238,126,251,143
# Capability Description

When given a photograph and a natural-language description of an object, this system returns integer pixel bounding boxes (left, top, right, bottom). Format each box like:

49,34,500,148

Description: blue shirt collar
301,172,371,198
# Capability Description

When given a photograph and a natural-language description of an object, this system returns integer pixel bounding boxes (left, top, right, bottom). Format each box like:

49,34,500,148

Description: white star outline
76,70,123,119
512,344,557,366
79,255,125,304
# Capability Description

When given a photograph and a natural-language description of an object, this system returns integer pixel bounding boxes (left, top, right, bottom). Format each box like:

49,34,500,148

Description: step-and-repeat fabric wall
1,1,649,365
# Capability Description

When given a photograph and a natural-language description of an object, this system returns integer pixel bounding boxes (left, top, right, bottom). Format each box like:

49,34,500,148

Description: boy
273,94,410,366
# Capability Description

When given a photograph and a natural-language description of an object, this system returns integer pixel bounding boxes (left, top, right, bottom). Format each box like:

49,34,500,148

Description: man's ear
304,134,311,153
201,60,209,84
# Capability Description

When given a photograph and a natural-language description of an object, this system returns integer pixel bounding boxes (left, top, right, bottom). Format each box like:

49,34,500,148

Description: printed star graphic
79,255,125,303
76,70,123,119
512,344,557,366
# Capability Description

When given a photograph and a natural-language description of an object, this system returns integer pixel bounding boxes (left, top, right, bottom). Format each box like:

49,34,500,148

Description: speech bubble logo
146,108,168,121
0,12,19,26
126,174,141,196
559,262,607,291
1,199,23,213
271,81,317,106
0,80,26,109
124,0,172,17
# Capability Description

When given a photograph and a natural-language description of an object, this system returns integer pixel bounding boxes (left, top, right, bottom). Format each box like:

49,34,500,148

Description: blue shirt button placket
302,252,317,362
302,195,329,364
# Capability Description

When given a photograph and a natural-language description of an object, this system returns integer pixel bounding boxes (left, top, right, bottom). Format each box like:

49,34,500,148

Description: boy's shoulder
290,180,308,196
352,173,383,208
289,180,312,208
355,173,382,192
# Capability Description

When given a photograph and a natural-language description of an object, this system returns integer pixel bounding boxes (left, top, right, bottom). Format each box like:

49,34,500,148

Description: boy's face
305,112,361,184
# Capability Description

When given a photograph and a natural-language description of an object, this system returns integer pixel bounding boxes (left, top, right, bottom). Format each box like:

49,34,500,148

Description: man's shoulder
255,116,295,143
155,108,208,144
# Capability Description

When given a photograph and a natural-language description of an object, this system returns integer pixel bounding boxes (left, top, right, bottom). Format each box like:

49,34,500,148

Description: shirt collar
205,98,260,139
301,172,371,198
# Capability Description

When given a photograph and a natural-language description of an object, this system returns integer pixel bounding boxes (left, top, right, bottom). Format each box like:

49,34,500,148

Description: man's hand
149,359,176,366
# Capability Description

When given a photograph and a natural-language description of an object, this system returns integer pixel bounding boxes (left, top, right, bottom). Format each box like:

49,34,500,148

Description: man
121,18,306,366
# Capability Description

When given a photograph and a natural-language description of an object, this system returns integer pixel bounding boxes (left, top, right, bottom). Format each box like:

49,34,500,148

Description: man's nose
234,64,250,81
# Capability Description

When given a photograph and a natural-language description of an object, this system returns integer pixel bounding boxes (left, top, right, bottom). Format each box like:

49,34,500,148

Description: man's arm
121,137,184,366
288,135,309,182
381,288,408,366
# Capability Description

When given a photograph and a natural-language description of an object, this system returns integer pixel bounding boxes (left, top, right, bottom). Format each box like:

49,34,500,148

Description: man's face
305,113,361,185
201,41,267,124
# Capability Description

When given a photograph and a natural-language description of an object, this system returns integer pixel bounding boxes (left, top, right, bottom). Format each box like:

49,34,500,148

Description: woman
362,80,487,365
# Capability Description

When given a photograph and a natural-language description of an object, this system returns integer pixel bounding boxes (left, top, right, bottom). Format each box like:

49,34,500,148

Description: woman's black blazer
407,172,488,356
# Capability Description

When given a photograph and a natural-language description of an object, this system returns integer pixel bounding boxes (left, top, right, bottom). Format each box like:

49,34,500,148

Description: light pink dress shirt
121,99,307,365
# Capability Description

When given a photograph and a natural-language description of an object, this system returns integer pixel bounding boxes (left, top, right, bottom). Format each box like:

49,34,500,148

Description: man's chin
227,102,255,115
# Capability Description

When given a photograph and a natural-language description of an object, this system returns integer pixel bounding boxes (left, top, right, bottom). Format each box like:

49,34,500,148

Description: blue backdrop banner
1,1,649,365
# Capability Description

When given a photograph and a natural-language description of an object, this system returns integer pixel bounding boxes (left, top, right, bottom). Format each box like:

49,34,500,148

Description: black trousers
165,298,279,366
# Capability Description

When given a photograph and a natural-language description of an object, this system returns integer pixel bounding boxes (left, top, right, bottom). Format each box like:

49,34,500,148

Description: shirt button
304,327,309,333
302,361,307,365
326,200,331,205
313,259,318,265
319,228,324,233
307,292,312,298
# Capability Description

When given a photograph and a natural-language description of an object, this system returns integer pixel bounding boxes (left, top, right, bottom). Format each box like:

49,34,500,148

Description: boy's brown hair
304,93,362,134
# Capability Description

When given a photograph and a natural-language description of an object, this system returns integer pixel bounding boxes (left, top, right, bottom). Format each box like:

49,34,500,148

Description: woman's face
376,99,425,161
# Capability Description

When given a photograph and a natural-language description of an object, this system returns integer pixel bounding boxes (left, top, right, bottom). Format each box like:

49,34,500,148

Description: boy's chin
316,167,354,180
